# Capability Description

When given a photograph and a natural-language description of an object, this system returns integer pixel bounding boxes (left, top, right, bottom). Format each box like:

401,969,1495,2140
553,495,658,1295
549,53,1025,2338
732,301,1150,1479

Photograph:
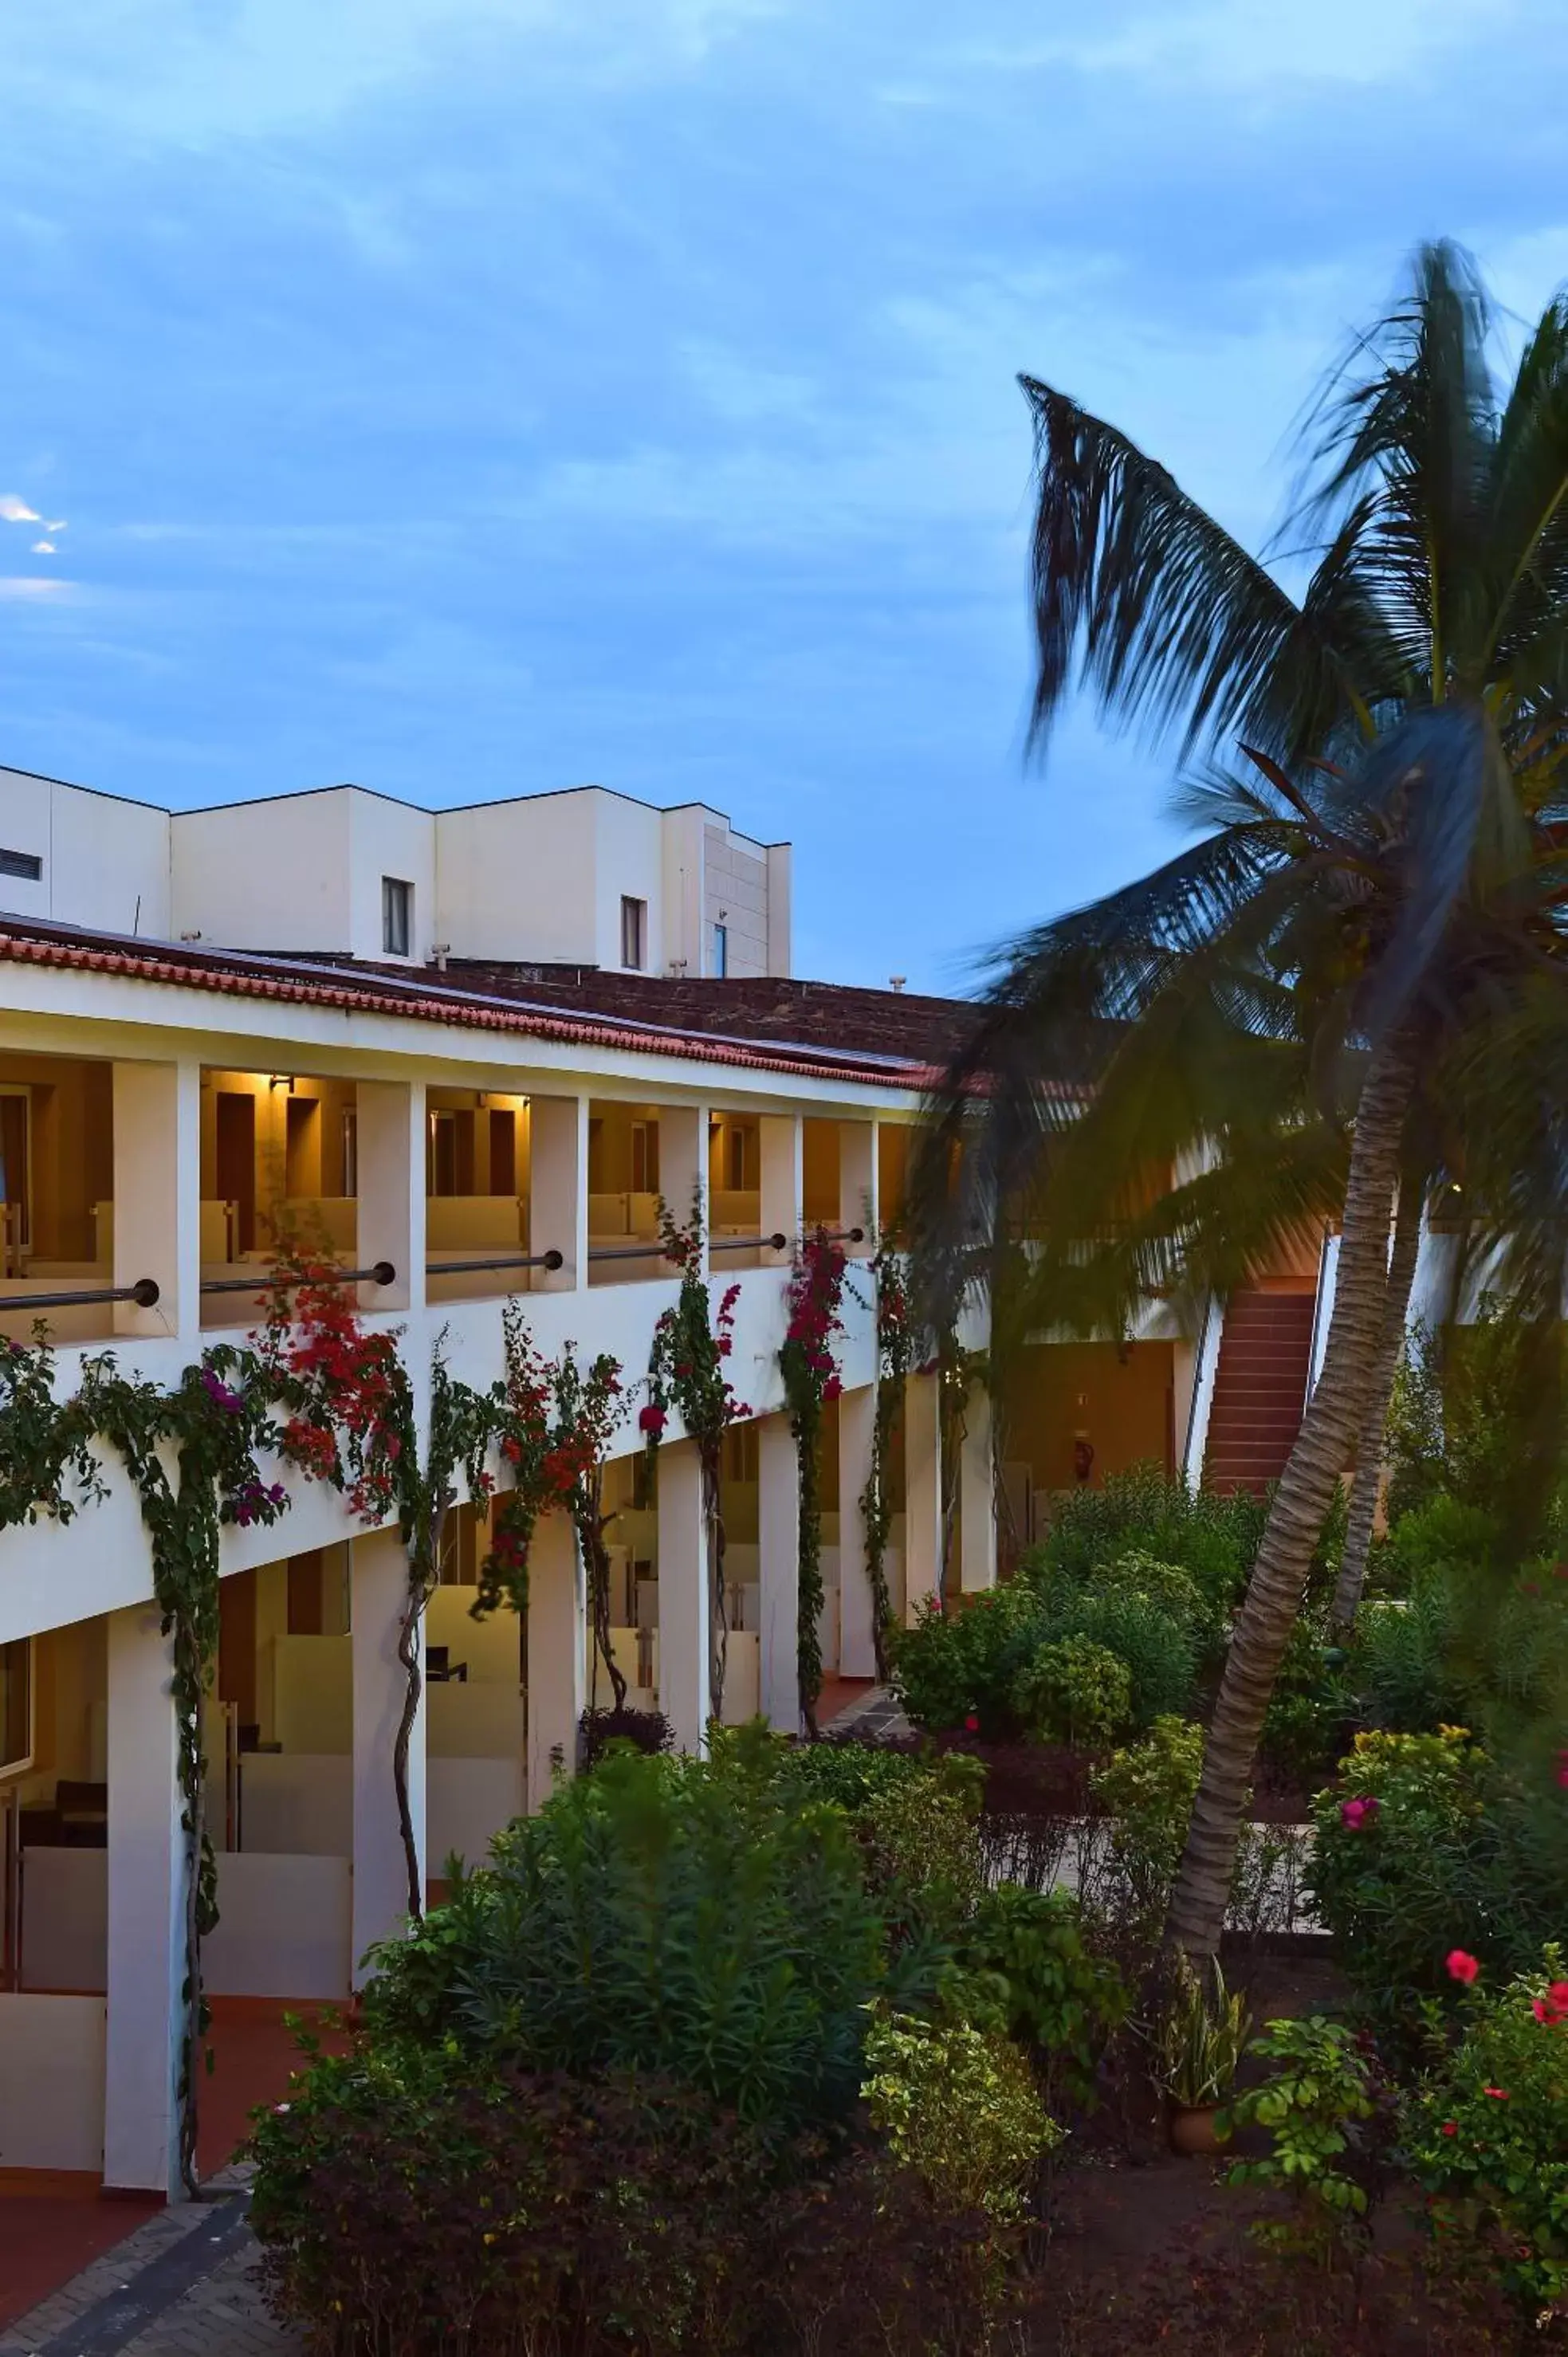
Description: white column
658,1105,709,1269
112,1058,200,1343
757,1412,800,1731
837,1384,879,1675
959,1386,999,1593
839,1119,878,1256
527,1510,586,1806
529,1094,587,1293
758,1114,801,1268
904,1369,943,1618
352,1529,422,1980
658,1438,709,1751
356,1079,423,1315
104,1603,185,2198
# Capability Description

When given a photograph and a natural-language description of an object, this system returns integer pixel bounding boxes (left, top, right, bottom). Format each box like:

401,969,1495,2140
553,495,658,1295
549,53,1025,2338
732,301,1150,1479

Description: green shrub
1087,1715,1204,1939
1063,1585,1197,1727
362,1727,886,2129
861,2009,1060,2220
1403,1944,1568,2322
1260,1612,1352,1781
780,1737,937,1814
855,1754,988,1952
250,2045,1019,2357
1012,1633,1132,1747
957,1884,1130,2104
1220,2016,1379,2263
1025,1463,1263,1629
1307,1727,1558,2029
1352,1586,1465,1730
890,1583,1048,1734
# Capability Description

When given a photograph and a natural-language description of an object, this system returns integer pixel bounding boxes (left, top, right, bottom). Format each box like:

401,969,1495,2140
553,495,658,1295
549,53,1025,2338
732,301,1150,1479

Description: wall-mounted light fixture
267,1074,297,1094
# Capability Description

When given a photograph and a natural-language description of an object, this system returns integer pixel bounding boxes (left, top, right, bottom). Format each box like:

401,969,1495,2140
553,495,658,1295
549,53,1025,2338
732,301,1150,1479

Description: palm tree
917,243,1568,1962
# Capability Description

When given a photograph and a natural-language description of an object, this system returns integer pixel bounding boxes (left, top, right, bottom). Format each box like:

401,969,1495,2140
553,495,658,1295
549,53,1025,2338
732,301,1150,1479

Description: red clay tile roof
0,918,957,1093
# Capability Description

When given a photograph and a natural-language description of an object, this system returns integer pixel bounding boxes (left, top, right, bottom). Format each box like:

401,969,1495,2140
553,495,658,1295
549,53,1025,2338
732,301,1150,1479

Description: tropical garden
233,242,1568,2348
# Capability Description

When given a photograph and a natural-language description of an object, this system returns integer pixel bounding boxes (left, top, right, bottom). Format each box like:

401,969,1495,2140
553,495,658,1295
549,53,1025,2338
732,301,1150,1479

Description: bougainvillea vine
859,1245,913,1682
779,1226,849,1737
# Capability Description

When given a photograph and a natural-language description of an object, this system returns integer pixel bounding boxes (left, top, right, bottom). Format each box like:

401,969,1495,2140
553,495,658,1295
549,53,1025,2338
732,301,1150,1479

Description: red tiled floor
0,2181,161,2332
199,1996,348,2177
0,1995,347,2331
817,1673,874,1726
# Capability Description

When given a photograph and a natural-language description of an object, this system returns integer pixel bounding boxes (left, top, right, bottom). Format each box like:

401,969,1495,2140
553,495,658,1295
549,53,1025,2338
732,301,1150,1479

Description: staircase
1203,1288,1317,1495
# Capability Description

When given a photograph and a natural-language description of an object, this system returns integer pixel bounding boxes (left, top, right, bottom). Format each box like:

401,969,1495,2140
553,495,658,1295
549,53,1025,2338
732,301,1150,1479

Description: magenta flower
1446,1949,1481,1986
1339,1795,1379,1831
638,1404,667,1437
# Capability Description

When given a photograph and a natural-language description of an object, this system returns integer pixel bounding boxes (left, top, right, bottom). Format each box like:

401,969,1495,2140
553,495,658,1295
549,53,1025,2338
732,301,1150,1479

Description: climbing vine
643,1197,751,1722
474,1306,628,1719
778,1228,848,1738
859,1246,913,1682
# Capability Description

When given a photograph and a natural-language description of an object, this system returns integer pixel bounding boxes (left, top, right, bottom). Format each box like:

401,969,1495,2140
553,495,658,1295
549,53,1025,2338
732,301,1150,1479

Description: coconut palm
917,243,1568,1962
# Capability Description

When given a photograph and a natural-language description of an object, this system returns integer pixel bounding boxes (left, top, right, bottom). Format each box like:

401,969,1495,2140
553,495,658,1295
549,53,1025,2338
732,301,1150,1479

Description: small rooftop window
621,894,646,971
383,875,412,959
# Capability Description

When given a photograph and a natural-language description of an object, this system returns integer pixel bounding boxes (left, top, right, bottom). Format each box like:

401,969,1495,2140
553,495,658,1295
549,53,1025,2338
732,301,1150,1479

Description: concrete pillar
837,1384,879,1675
658,1105,709,1270
658,1438,709,1750
352,1529,422,1979
756,1412,800,1731
959,1386,998,1593
527,1510,586,1806
112,1058,200,1343
356,1079,423,1315
529,1094,587,1292
839,1119,878,1256
904,1369,943,1618
758,1114,801,1269
104,1603,185,2197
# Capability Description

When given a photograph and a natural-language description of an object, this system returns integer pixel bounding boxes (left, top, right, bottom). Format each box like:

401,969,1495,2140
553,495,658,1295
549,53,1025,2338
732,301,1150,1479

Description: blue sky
3,2,1567,990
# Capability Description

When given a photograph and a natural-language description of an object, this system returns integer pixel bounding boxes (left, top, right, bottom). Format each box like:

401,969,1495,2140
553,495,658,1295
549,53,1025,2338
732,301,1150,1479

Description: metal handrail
199,1261,397,1297
426,1248,564,1277
0,1275,160,1313
709,1232,788,1255
587,1239,675,1264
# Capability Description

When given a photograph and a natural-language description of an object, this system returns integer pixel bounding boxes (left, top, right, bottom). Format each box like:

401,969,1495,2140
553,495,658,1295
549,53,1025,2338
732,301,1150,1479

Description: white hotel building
0,764,1004,2201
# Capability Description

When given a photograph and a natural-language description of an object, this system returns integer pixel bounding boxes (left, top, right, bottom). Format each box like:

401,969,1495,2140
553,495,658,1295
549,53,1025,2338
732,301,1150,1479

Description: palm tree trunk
1330,1171,1424,1633
1164,1043,1414,1963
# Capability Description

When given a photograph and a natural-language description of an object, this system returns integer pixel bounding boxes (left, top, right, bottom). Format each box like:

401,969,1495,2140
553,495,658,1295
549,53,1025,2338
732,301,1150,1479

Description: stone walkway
0,2172,299,2357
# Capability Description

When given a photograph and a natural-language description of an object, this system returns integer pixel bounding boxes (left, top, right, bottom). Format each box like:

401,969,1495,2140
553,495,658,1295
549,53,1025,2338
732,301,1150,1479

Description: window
712,921,728,977
0,847,42,883
382,875,413,958
620,894,646,970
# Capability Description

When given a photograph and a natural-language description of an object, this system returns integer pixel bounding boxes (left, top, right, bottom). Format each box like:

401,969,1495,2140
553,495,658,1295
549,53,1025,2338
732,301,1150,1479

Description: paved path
0,2173,299,2357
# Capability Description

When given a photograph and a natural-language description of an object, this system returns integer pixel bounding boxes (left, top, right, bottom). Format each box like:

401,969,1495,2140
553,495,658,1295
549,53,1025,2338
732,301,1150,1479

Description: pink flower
639,1404,667,1437
1446,1950,1481,1986
1339,1796,1378,1831
1441,2120,1458,2137
964,1714,980,1733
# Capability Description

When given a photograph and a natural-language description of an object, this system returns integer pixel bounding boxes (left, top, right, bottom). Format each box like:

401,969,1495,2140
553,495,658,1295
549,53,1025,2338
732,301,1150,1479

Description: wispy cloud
0,495,41,524
0,577,75,600
30,540,56,554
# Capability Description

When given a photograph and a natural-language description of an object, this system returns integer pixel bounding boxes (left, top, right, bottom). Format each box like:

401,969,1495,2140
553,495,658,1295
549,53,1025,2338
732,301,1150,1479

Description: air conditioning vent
0,847,42,882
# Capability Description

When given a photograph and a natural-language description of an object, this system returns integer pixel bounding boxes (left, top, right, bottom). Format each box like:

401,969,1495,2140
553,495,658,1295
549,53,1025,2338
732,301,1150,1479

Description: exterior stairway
1203,1287,1317,1495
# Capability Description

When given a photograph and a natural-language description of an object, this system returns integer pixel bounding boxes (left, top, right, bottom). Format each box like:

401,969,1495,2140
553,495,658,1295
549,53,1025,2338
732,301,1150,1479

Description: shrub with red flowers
644,1198,750,1723
859,1247,913,1681
1405,1942,1568,2322
780,1228,849,1737
256,1251,413,1522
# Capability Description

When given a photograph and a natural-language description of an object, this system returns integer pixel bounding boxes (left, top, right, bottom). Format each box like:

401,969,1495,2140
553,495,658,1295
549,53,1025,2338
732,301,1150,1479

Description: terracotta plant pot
1167,2102,1221,2157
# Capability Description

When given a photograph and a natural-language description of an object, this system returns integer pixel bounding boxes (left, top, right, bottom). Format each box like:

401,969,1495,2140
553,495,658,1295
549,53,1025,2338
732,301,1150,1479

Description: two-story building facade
0,764,996,2203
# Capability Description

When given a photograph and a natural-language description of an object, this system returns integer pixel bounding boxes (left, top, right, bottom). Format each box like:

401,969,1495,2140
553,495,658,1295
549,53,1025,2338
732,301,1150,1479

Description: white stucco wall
435,793,602,966
172,791,356,953
0,768,172,939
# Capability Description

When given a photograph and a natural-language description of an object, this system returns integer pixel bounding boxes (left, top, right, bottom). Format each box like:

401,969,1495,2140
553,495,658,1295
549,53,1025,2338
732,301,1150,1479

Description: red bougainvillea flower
1532,1982,1568,2025
1339,1796,1379,1831
1556,1748,1568,1789
638,1403,667,1436
1483,2086,1510,2100
964,1713,980,1733
1446,1950,1481,1986
1441,2120,1458,2137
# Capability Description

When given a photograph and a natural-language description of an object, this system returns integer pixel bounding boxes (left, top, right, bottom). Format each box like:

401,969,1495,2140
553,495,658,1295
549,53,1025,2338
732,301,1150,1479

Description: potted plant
1153,1957,1252,2155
